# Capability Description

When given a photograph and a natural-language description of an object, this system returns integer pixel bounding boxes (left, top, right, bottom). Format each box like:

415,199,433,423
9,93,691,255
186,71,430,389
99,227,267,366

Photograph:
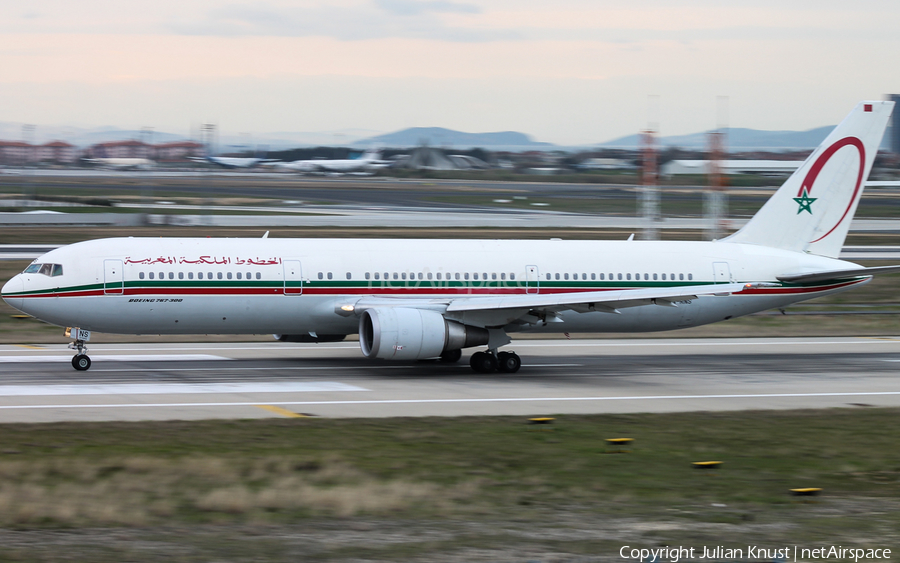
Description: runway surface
1,337,899,422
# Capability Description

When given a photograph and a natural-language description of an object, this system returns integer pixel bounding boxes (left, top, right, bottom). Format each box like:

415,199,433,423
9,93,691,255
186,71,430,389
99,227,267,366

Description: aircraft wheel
497,352,521,373
469,351,497,373
440,349,462,363
72,354,91,371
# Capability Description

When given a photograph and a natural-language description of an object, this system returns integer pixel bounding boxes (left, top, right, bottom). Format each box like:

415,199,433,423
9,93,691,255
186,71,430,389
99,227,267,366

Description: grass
0,410,897,560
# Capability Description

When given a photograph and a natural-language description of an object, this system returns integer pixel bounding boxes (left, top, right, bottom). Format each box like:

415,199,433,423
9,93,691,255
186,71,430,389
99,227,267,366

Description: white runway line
0,355,230,363
0,381,367,396
1,390,898,409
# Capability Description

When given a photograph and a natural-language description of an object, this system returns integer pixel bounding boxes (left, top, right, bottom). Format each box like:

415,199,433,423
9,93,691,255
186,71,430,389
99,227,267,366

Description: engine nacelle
359,308,489,360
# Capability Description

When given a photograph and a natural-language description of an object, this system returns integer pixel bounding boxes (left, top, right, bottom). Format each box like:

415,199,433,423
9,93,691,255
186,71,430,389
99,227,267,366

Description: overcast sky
2,0,899,145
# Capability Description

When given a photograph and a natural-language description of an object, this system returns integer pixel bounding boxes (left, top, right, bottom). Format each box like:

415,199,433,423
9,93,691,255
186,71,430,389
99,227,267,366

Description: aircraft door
525,265,539,294
713,262,732,284
283,260,303,295
104,259,124,295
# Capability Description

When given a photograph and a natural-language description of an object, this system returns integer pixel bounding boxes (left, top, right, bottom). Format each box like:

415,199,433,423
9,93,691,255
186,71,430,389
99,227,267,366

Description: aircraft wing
351,282,754,328
444,282,753,313
777,265,900,284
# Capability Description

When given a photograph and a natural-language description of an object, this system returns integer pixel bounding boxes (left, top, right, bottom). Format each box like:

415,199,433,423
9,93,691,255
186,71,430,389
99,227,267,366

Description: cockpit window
23,263,63,277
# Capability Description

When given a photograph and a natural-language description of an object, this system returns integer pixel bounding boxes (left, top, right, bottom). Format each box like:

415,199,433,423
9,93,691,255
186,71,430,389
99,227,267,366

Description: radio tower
705,96,729,240
640,96,661,240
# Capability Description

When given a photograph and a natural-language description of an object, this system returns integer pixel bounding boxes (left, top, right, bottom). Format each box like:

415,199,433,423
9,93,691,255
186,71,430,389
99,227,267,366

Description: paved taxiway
0,337,899,422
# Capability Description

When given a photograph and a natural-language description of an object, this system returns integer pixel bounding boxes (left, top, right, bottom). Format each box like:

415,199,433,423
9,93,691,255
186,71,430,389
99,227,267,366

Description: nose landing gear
69,339,91,371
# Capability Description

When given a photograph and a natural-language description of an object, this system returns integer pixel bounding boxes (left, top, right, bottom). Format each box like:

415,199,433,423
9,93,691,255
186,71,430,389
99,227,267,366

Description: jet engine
359,308,489,360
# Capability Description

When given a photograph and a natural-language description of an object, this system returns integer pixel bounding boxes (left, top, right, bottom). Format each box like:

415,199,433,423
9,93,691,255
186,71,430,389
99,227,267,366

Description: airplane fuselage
1,237,864,337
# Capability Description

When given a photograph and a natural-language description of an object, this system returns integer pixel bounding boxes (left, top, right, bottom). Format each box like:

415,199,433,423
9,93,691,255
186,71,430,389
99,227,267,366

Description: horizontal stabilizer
777,264,900,284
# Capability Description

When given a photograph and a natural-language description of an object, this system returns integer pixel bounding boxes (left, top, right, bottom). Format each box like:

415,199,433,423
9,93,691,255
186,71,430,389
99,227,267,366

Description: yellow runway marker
255,405,308,418
14,344,44,349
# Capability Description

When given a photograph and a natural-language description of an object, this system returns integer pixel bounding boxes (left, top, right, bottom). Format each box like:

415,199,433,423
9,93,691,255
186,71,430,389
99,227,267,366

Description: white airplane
190,155,279,169
270,149,388,174
4,101,900,373
84,158,156,171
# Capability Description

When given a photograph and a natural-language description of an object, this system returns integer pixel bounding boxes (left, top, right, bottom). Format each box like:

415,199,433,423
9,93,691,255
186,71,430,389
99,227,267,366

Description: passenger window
236,272,241,280
374,272,380,280
188,272,194,280
384,272,388,280
327,272,333,280
365,272,371,280
401,272,407,280
644,274,648,280
483,273,487,280
208,272,213,279
564,273,569,280
546,274,551,280
500,273,506,280
346,272,351,280
599,273,604,280
455,273,460,280
626,273,632,280
217,272,223,280
419,273,424,280
197,272,202,279
139,272,145,280
179,272,184,280
256,272,261,280
167,272,173,280
51,264,63,277
159,272,164,279
473,273,479,280
591,273,596,280
436,273,441,280
688,273,693,280
617,273,622,280
679,274,684,280
149,272,155,280
393,273,398,280
555,273,560,280
510,273,515,280
653,273,657,280
492,273,497,280
227,272,232,280
427,273,432,280
246,272,251,280
662,274,666,280
318,272,323,280
464,273,470,280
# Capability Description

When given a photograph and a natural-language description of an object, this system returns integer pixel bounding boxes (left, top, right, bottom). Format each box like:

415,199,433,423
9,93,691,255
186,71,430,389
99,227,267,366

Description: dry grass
0,454,477,526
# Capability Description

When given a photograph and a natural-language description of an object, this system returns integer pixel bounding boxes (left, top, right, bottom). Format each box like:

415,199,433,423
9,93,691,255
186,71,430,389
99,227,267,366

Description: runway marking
13,344,44,350
86,363,581,373
0,355,230,363
1,391,899,410
0,381,367,397
255,405,309,418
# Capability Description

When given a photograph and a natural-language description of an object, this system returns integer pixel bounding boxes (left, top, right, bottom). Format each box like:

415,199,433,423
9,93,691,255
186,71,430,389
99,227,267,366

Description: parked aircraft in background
190,154,279,169
270,149,389,174
84,158,156,170
3,102,898,373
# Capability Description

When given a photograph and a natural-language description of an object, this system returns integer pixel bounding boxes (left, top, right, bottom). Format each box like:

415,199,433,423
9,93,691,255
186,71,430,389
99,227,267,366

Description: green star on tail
793,187,817,215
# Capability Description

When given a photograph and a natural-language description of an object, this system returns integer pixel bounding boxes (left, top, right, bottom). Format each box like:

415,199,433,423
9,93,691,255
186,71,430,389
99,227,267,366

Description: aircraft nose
1,275,24,312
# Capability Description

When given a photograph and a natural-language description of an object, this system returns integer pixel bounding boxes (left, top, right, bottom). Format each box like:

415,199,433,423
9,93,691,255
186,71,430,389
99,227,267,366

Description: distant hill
599,126,838,151
354,127,554,149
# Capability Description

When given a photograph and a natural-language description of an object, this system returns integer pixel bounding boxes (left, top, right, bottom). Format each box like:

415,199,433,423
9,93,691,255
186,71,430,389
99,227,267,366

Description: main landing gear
469,350,521,373
69,339,91,371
